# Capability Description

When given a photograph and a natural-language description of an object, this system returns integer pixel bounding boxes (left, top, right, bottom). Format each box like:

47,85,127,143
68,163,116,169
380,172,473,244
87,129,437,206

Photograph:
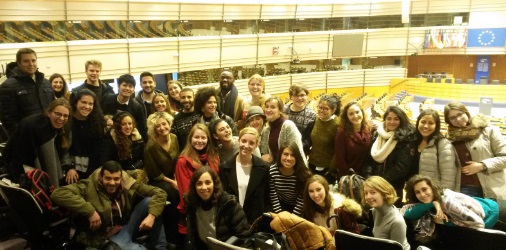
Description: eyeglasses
449,112,465,122
317,106,330,111
53,111,69,120
295,93,307,98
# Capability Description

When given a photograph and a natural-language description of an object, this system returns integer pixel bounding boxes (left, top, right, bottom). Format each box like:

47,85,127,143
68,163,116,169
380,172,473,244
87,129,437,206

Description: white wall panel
366,28,409,56
261,5,297,20
428,0,471,13
128,38,179,75
291,72,327,91
67,39,129,83
257,33,292,64
263,74,291,95
332,3,371,17
364,68,406,86
410,0,429,15
296,5,333,19
221,35,258,67
327,70,366,88
66,1,128,20
178,36,221,72
469,11,506,28
293,32,331,61
370,1,402,16
129,2,180,20
223,4,261,20
470,0,506,12
0,1,65,21
180,3,222,20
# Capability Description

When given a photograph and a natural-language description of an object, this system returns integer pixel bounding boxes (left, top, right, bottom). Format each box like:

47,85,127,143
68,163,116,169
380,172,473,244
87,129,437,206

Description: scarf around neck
371,125,398,163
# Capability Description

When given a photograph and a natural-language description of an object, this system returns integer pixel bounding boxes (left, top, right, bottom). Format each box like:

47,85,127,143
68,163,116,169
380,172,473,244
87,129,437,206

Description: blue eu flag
467,28,506,47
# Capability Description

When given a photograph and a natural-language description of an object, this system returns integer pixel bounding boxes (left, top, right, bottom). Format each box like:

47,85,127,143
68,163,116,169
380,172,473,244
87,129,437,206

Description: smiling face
155,117,171,137
191,129,208,151
51,77,64,93
180,90,194,112
280,147,296,170
413,181,434,204
384,111,400,132
264,100,281,121
118,82,134,99
213,121,232,143
448,109,469,128
203,96,217,117
308,181,326,207
317,100,334,121
219,71,234,92
168,83,181,101
48,105,70,129
291,90,308,110
18,53,37,76
418,115,436,138
101,170,122,194
86,64,101,85
75,94,94,119
141,76,155,95
120,116,134,136
248,116,265,132
153,96,167,112
248,79,263,98
363,185,385,208
347,104,363,128
196,172,214,201
238,133,258,157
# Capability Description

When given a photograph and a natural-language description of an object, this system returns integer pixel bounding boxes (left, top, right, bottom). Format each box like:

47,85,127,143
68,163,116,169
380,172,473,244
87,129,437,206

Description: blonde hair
147,111,174,140
239,127,259,142
361,176,398,206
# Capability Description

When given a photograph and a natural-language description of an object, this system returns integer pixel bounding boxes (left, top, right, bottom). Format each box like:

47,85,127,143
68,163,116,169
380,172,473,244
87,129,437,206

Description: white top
235,160,252,206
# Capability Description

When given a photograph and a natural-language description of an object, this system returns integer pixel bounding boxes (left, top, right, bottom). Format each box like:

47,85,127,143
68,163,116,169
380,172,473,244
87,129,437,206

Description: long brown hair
180,123,219,167
340,101,371,136
112,112,136,160
405,175,444,204
303,175,333,221
276,141,312,195
46,98,72,150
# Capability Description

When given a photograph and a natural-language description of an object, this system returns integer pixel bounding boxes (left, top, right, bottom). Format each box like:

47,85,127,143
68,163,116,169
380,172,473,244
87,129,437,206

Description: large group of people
0,47,505,250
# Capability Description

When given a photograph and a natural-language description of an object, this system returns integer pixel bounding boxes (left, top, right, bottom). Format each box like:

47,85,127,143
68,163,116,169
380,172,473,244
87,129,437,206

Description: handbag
250,232,290,250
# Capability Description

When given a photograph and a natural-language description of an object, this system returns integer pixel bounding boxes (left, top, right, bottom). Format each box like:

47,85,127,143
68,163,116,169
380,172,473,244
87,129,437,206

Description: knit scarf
447,113,488,142
370,126,398,163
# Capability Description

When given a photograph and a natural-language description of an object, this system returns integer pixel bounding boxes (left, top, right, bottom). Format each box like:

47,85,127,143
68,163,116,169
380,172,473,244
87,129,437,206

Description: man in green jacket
51,161,167,249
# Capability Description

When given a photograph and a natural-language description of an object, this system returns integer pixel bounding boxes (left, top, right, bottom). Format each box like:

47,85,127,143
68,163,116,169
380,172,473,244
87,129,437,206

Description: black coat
100,130,144,170
100,94,148,140
0,67,54,136
186,192,251,250
219,154,270,224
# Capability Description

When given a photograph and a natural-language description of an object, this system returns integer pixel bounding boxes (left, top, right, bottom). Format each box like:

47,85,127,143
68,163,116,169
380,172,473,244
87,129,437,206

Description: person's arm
442,191,485,229
480,126,506,173
175,157,193,212
269,167,282,213
334,129,351,177
0,82,19,136
50,180,97,217
144,143,165,182
301,121,314,155
401,202,435,220
282,121,307,165
292,194,305,217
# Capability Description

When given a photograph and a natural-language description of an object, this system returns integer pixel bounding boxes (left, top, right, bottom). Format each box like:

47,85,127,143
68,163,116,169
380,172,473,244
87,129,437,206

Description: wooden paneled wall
407,55,506,82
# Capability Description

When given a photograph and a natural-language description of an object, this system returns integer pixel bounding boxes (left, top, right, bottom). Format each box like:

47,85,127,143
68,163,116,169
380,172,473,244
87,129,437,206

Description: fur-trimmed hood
110,128,142,144
331,192,362,218
470,113,489,128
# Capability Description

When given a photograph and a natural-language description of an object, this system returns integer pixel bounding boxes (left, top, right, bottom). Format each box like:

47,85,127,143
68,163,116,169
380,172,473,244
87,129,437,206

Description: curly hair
185,166,222,210
415,109,443,145
112,112,136,161
181,123,219,167
276,141,312,195
147,111,174,141
340,101,371,136
194,87,221,116
405,175,444,204
49,73,69,98
361,176,398,206
303,175,332,221
383,105,416,142
71,89,105,137
319,94,341,116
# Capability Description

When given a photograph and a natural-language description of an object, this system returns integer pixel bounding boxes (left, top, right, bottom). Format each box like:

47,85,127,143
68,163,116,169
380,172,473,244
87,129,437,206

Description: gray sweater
372,204,410,250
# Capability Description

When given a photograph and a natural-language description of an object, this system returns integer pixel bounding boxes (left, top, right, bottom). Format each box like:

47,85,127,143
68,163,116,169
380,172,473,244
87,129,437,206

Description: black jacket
186,192,251,250
134,89,164,117
70,80,114,104
100,94,148,140
219,154,270,224
0,67,54,136
100,130,144,170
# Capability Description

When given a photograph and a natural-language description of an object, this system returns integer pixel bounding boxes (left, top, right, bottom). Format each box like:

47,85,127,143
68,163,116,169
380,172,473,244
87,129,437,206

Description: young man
217,70,244,124
71,59,114,104
101,74,147,140
135,72,164,117
171,88,199,149
0,48,54,136
51,161,167,249
284,83,316,133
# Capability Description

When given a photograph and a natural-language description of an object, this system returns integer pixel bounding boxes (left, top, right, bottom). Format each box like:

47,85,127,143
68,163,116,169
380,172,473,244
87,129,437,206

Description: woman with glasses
4,98,72,186
284,83,316,133
302,94,341,183
443,102,506,222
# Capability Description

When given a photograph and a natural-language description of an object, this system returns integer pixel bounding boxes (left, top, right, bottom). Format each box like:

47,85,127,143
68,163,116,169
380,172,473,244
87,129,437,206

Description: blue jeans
110,197,167,250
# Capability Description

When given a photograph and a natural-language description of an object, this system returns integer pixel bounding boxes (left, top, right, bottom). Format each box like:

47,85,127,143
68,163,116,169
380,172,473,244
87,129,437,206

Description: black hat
245,106,266,123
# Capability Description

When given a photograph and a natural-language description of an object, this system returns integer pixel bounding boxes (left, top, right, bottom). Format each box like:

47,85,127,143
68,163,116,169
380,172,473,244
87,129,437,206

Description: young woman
269,141,312,216
103,114,113,133
303,175,362,234
175,123,220,235
219,127,270,224
414,109,457,190
67,89,105,184
151,93,174,115
49,73,69,99
302,94,340,183
244,106,266,135
362,176,410,250
194,86,238,136
402,175,499,234
237,74,270,129
185,166,251,249
210,119,261,163
367,105,416,206
335,101,373,177
100,111,144,170
5,98,71,186
144,111,180,245
167,80,183,113
260,96,306,165
444,102,506,221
